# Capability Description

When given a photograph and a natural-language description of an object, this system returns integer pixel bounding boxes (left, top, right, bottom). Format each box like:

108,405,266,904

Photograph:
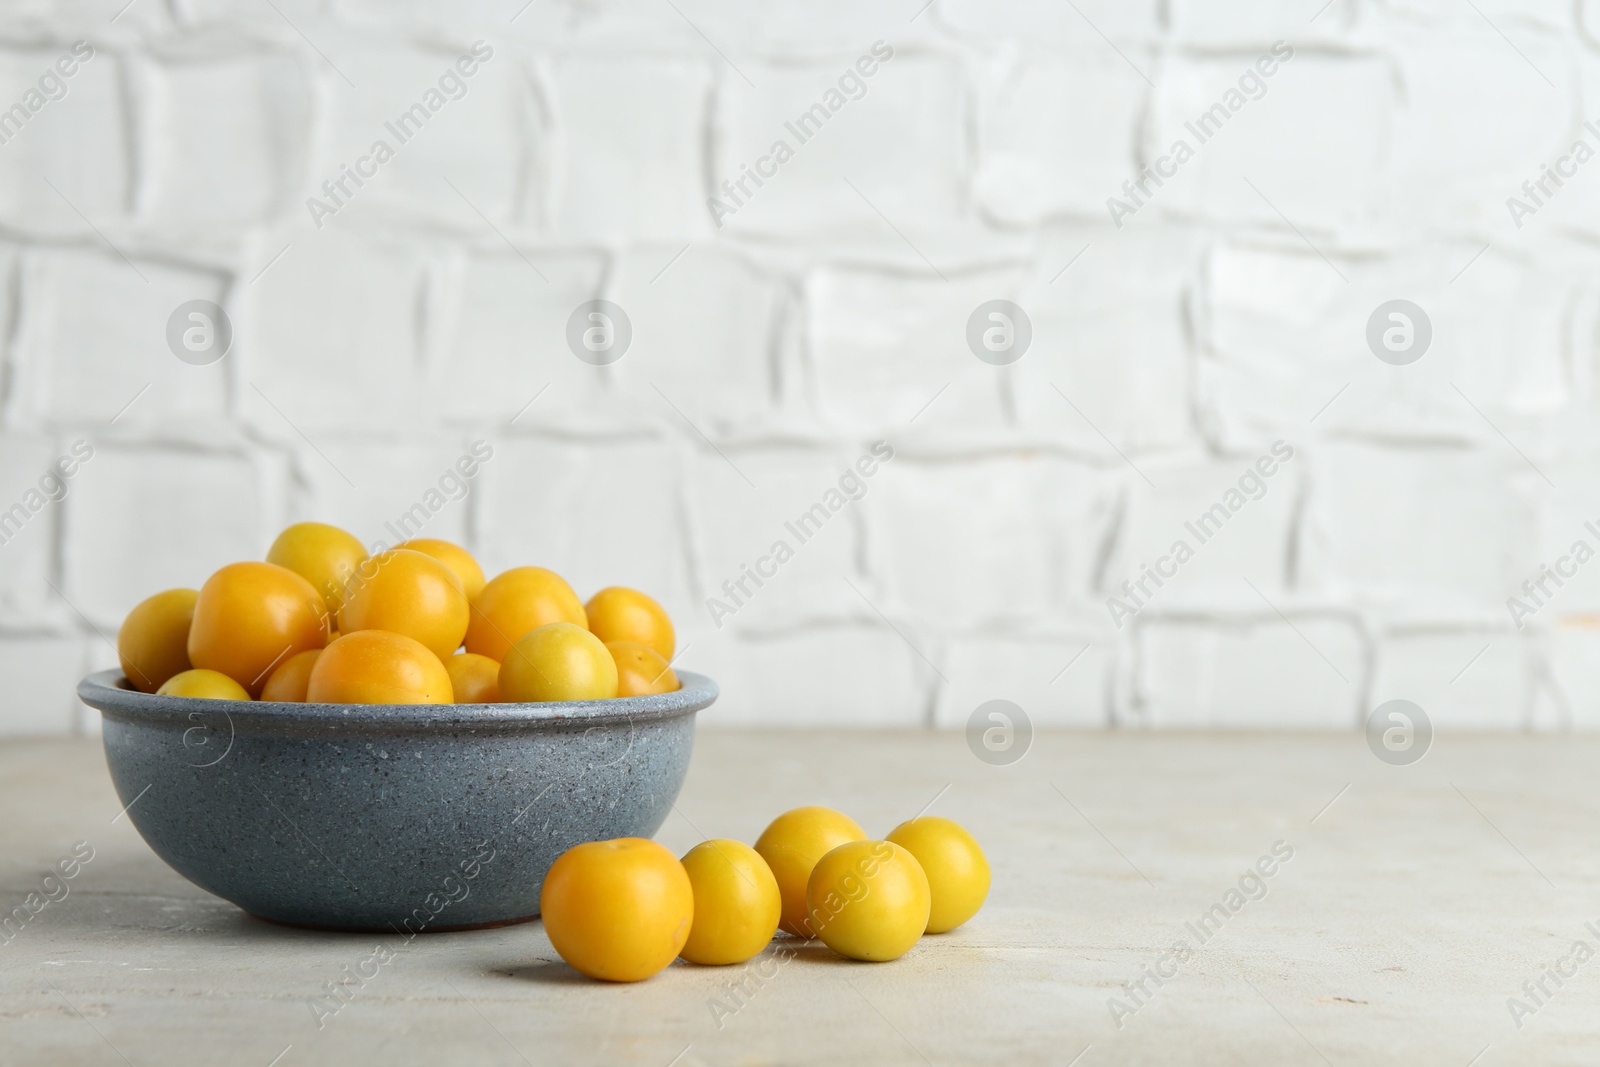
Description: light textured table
2,730,1598,1066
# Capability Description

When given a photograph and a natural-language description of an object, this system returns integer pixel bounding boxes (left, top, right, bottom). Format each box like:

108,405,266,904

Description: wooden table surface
2,729,1598,1066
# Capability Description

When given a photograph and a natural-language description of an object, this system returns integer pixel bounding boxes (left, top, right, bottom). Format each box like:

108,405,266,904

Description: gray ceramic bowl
77,669,716,932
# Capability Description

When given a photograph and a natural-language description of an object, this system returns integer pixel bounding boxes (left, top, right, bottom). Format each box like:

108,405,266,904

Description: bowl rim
78,668,717,730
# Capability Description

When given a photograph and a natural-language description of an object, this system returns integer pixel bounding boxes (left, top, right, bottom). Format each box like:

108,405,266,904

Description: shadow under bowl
77,669,716,932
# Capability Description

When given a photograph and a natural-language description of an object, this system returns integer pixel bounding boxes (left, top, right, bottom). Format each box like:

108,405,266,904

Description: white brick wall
5,1,1596,734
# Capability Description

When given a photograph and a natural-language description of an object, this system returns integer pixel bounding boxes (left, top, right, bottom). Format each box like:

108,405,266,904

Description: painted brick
0,242,14,351
1527,61,1600,240
973,52,1145,225
0,44,126,233
1199,241,1574,446
937,0,1161,46
139,49,312,230
1387,27,1573,232
805,265,1020,432
1147,53,1391,231
507,1,929,56
183,0,323,27
700,3,930,56
1014,226,1200,453
715,54,963,235
428,247,608,423
1131,616,1364,728
865,455,1116,625
546,56,709,240
689,626,926,727
0,438,70,619
1401,0,1570,33
933,633,1113,729
335,0,519,35
12,248,230,426
1545,621,1600,729
319,41,536,228
0,635,87,737
1105,448,1300,621
1170,0,1356,41
685,445,868,631
610,247,786,429
1526,445,1600,620
8,0,171,30
283,437,483,553
0,3,1592,736
244,226,429,432
477,437,694,621
62,445,269,625
1299,444,1538,611
1370,629,1529,730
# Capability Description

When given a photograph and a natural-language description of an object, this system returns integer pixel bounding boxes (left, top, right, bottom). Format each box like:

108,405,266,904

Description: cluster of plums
117,523,678,705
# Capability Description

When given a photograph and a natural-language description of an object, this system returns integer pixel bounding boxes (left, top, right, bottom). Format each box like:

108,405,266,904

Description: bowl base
247,910,541,934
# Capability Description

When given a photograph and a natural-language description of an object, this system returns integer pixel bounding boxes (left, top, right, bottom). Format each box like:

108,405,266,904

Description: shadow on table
485,956,594,985
484,938,854,986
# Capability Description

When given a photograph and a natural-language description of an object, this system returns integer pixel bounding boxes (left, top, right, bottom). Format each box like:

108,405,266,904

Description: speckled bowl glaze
77,669,715,932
